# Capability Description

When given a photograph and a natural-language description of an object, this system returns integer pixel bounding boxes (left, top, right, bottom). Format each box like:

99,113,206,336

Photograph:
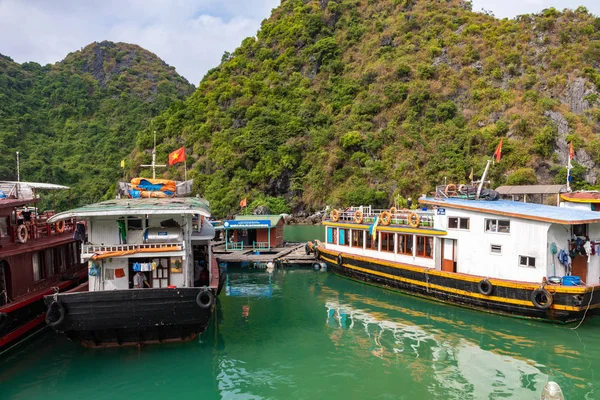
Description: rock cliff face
138,1,600,216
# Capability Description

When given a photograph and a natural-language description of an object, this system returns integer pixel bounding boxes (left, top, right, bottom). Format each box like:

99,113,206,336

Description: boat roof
48,197,210,222
0,198,38,210
420,197,600,224
561,191,600,203
495,184,566,195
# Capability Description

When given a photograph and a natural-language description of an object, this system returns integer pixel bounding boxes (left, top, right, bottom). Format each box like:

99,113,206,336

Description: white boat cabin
323,198,600,284
48,198,215,291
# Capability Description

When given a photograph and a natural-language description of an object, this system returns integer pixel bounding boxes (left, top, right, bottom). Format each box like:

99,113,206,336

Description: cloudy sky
1,0,599,85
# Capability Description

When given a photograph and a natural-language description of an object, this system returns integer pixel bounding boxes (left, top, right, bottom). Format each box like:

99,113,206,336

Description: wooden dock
212,242,315,265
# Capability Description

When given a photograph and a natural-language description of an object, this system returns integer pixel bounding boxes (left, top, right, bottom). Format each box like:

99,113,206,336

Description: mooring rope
571,287,594,330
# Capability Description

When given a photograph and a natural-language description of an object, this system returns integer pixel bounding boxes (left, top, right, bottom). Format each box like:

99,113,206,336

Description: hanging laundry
115,268,125,278
133,262,142,272
584,241,592,262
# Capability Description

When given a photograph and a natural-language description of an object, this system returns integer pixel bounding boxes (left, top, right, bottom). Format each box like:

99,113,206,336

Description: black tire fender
531,288,553,310
196,289,215,309
478,279,494,296
337,254,343,266
45,301,66,328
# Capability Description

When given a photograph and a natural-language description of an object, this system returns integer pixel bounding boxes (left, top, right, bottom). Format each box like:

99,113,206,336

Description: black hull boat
44,287,216,348
318,248,600,324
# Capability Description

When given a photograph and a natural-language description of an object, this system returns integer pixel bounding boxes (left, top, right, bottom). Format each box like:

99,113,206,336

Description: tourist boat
42,178,224,348
310,183,600,323
0,181,87,354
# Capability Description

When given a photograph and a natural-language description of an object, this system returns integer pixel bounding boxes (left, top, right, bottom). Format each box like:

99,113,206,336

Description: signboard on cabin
437,208,446,215
224,220,271,229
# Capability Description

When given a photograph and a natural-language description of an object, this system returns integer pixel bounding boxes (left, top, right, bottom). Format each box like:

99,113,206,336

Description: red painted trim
0,314,46,348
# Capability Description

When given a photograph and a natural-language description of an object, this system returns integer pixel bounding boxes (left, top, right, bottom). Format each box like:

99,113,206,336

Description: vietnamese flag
240,198,247,208
493,139,503,162
168,147,186,165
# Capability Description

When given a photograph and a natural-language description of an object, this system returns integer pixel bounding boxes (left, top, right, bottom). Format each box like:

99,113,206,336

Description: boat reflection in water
224,272,275,298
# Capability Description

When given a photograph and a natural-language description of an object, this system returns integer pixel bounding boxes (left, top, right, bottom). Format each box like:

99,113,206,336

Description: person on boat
407,197,412,208
134,271,149,288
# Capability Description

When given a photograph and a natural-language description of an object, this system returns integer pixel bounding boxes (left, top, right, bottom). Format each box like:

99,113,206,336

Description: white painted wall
435,209,550,282
89,218,121,245
101,258,129,290
587,223,600,284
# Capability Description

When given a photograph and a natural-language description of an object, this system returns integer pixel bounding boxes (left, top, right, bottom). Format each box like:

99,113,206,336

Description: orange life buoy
17,224,28,243
380,211,392,226
408,212,420,228
445,184,457,197
56,220,65,234
389,207,397,215
330,209,340,222
353,210,364,224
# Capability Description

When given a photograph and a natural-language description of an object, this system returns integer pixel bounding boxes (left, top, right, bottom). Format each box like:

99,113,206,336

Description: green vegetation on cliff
140,0,600,217
0,41,193,209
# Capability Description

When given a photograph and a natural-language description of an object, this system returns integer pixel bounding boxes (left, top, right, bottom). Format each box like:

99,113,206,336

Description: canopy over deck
420,197,600,225
48,197,210,222
495,185,566,195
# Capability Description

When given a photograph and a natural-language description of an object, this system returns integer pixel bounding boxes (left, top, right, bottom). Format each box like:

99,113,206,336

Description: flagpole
566,142,573,193
184,161,187,181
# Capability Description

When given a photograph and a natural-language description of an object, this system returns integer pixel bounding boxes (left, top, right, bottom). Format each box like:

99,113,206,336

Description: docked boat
43,180,223,348
311,184,600,323
0,181,87,354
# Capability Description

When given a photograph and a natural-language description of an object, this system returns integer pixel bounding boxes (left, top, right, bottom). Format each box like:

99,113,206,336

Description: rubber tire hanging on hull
337,254,343,266
196,289,215,309
45,301,66,328
478,279,494,296
531,288,553,310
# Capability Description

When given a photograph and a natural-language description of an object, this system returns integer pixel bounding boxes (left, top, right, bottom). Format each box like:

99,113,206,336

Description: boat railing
327,208,436,228
253,242,270,251
83,242,180,254
434,184,477,200
8,218,76,243
226,241,244,251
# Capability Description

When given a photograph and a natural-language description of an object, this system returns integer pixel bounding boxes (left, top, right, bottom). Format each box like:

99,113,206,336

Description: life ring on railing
56,220,65,234
408,212,420,228
17,225,27,244
337,254,343,266
330,209,340,222
354,210,364,224
389,207,397,215
478,279,494,296
380,211,392,226
445,184,457,197
45,301,66,328
196,288,215,309
531,288,553,310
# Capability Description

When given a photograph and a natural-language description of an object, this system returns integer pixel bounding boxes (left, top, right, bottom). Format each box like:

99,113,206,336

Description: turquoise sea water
283,224,324,243
2,266,600,399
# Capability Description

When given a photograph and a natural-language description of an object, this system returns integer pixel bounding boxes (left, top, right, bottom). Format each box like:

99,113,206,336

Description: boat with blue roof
310,181,600,324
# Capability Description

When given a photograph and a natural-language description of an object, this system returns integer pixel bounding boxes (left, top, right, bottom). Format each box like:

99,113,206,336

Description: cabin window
519,255,536,268
485,219,510,234
573,224,588,237
339,229,350,246
0,216,8,238
58,247,66,271
416,236,433,258
448,217,469,230
44,249,55,277
490,244,502,255
381,232,395,253
327,228,337,244
397,234,413,256
32,253,42,281
127,217,143,230
365,231,378,250
71,242,79,265
352,230,364,248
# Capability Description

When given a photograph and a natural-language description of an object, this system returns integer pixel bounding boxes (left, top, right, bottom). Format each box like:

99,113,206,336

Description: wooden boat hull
0,272,87,354
318,248,600,323
43,287,216,348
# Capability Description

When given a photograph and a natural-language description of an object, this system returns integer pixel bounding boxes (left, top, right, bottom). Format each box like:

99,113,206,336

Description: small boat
0,181,87,354
311,184,600,324
43,181,223,348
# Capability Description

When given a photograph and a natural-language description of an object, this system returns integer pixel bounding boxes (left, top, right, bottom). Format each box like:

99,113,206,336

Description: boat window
381,232,395,253
519,255,536,268
573,224,588,237
0,216,7,237
416,236,433,258
485,219,510,234
127,217,143,230
58,247,66,271
339,229,350,246
44,249,55,277
327,228,337,244
490,244,502,255
71,242,79,265
365,231,378,250
352,230,364,248
397,234,413,256
448,217,469,230
32,253,42,281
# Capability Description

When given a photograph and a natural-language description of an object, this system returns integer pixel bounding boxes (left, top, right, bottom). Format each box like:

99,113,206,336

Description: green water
2,267,600,399
283,224,324,243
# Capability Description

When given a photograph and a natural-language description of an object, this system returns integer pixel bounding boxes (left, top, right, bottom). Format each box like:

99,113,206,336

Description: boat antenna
140,131,166,179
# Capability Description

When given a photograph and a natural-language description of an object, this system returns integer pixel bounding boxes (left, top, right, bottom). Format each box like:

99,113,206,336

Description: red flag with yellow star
168,146,186,165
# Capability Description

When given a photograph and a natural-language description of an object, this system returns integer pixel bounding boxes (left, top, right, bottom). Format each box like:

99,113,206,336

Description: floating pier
212,242,314,266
